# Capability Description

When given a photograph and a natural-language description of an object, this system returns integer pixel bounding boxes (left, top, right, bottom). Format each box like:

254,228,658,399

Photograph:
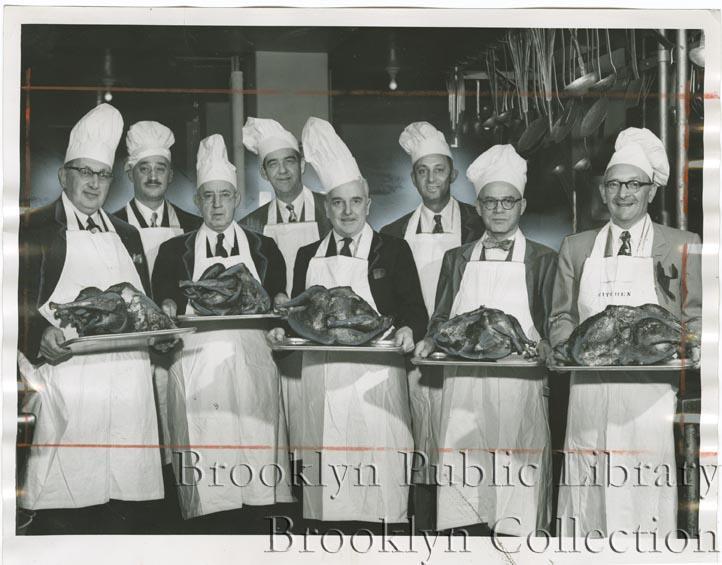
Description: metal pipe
657,29,671,226
675,29,689,230
230,56,245,205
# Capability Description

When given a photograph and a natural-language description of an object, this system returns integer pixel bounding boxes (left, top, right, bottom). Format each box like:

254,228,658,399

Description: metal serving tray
412,352,540,367
272,337,404,353
551,359,699,372
62,327,196,355
177,313,281,322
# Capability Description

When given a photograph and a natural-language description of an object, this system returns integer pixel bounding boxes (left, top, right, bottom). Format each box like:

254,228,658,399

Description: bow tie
482,238,513,251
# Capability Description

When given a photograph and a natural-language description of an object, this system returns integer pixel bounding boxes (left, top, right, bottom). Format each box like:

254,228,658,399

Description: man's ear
450,168,459,183
647,184,658,203
168,167,174,184
58,166,67,189
126,169,134,184
520,198,527,216
300,157,306,175
260,164,269,182
193,192,201,211
474,198,483,217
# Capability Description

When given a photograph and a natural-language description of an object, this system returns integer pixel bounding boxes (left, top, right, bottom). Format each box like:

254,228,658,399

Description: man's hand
161,299,177,319
266,327,286,346
39,326,72,364
274,293,290,309
536,340,553,364
549,341,569,371
414,337,435,358
152,338,179,354
393,326,415,354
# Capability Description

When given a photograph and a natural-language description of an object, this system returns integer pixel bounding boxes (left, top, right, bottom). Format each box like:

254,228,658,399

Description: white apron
436,232,551,535
558,221,677,536
20,204,163,510
404,200,462,484
126,200,184,466
264,187,320,459
301,224,413,522
168,223,292,519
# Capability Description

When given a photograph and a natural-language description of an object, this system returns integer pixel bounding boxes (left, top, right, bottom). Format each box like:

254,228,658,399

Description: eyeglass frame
64,165,114,181
479,197,523,211
603,179,655,193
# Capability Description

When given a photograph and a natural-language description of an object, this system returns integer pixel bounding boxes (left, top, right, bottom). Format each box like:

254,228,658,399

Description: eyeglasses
65,166,113,181
604,180,654,193
479,197,522,211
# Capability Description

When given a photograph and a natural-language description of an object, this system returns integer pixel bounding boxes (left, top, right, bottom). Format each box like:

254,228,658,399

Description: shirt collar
610,214,650,249
419,198,453,232
133,198,165,225
278,189,305,222
481,227,519,244
200,221,237,252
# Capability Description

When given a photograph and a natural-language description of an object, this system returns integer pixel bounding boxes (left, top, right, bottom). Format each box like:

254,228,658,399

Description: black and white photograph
2,4,720,564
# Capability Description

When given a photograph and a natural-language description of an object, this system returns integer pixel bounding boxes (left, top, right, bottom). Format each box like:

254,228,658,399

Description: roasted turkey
179,263,271,315
275,285,393,345
50,283,175,337
431,306,537,360
554,303,701,366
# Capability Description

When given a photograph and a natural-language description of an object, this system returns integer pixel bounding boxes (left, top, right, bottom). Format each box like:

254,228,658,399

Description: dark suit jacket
549,222,702,347
18,198,151,362
380,199,483,244
427,235,558,340
152,224,286,314
240,188,332,239
292,230,429,341
112,199,202,232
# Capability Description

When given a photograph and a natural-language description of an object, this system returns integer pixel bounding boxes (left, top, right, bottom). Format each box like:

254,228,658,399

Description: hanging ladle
564,29,598,95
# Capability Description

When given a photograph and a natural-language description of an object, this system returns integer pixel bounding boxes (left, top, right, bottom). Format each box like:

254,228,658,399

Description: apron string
128,199,149,229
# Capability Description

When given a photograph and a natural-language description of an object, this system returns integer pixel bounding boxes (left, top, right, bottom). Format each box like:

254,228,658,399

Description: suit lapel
39,200,69,305
181,231,196,279
367,231,383,273
651,224,675,306
245,227,268,283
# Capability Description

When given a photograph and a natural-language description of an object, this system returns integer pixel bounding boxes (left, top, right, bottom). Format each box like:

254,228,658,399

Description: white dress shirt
133,198,165,227
276,190,305,223
200,222,237,256
609,214,653,257
418,198,454,233
480,228,520,261
332,229,364,257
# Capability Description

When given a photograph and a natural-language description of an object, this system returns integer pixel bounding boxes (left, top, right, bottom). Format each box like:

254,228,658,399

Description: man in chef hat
415,143,555,536
240,118,332,470
381,121,483,516
267,117,427,527
240,117,331,261
152,134,292,528
549,127,702,537
112,120,201,275
18,103,165,533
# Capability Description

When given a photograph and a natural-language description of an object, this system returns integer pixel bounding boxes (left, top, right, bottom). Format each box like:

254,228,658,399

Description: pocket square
372,268,386,280
655,261,677,301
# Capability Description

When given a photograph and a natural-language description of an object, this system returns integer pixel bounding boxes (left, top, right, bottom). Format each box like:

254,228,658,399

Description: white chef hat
466,144,527,197
196,134,237,189
301,117,362,193
64,103,123,168
124,120,175,172
606,127,670,186
399,121,452,164
242,117,299,163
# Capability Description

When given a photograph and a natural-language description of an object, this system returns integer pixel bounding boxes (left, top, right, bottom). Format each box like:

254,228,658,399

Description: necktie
215,233,228,258
482,238,513,251
286,204,298,223
618,230,632,256
432,214,444,234
86,216,102,233
150,211,158,227
339,237,353,257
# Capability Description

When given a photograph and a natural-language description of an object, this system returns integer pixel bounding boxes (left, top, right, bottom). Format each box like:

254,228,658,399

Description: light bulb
104,91,113,102
389,78,398,91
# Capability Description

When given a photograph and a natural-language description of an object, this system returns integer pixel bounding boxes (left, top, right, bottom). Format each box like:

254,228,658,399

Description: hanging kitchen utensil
472,79,485,135
507,30,531,125
640,72,654,128
579,96,609,137
630,29,640,80
482,51,499,129
551,162,577,232
573,137,592,171
517,113,549,155
531,28,556,131
592,29,618,92
496,47,513,125
565,29,598,95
